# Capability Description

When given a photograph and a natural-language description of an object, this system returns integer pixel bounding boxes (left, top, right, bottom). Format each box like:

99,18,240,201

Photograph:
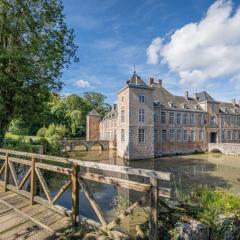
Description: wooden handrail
0,148,172,240
0,148,171,180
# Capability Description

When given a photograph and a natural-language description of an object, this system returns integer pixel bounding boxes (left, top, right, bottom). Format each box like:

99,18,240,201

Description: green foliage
8,118,29,136
37,127,48,138
84,92,110,116
44,123,68,154
112,196,130,215
4,136,41,153
180,187,240,228
0,0,78,144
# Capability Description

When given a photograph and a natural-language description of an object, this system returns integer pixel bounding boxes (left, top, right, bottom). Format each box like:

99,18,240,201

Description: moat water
46,150,240,235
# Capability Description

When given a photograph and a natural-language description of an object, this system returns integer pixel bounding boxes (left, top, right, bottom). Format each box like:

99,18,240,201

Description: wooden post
71,164,79,226
4,153,9,192
30,156,36,205
149,177,159,240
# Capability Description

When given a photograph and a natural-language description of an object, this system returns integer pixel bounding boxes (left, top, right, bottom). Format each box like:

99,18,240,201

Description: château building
86,72,240,160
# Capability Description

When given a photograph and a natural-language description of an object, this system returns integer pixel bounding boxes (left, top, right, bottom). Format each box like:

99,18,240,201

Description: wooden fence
0,149,171,240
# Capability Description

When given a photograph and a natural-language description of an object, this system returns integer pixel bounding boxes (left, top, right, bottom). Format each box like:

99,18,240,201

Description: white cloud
147,0,240,87
75,80,90,88
147,37,162,64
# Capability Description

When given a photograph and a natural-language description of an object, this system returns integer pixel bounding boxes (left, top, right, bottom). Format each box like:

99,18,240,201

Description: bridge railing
0,148,171,240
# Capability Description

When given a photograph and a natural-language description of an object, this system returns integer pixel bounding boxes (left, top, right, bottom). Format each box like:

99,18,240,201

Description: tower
86,110,101,141
117,72,154,159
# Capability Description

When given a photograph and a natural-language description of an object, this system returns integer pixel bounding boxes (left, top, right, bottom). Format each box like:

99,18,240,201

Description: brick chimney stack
157,79,162,86
185,91,189,100
148,77,154,86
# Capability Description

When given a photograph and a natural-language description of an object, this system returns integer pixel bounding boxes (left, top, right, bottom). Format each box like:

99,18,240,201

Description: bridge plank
1,221,42,240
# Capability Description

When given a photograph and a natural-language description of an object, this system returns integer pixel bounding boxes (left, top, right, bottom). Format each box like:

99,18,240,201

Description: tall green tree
51,94,91,136
0,0,78,144
83,92,110,116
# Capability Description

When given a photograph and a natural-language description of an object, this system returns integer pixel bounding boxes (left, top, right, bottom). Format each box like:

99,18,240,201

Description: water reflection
49,150,240,235
70,150,240,195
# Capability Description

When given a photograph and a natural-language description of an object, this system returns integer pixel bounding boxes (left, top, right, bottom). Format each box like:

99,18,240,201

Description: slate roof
128,71,147,86
102,106,118,120
219,102,240,114
88,110,100,116
194,91,216,102
152,85,201,111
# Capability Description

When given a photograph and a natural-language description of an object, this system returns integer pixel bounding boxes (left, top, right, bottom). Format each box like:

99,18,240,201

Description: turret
86,110,101,141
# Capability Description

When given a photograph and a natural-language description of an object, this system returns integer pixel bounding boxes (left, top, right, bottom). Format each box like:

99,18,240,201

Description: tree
83,92,110,116
51,94,91,136
0,0,78,145
8,118,29,136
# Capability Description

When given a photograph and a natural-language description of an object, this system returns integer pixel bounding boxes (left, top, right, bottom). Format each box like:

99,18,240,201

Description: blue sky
61,0,240,104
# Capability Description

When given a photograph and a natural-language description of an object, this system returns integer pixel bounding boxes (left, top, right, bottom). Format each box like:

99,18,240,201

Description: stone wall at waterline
209,143,240,156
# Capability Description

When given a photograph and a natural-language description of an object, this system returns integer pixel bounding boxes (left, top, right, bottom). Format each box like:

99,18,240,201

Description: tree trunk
0,129,5,147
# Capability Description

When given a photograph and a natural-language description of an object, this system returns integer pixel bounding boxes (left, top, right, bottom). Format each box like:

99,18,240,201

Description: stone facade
87,72,240,160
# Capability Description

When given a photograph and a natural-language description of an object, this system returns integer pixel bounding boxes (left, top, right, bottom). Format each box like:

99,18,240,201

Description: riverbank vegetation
136,187,240,240
2,92,110,154
54,187,240,240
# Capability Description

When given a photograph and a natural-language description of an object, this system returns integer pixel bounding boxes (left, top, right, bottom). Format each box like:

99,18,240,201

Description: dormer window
168,102,174,108
181,103,186,109
194,104,200,110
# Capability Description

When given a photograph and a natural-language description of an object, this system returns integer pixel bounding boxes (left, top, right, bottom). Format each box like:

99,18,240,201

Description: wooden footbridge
0,149,171,240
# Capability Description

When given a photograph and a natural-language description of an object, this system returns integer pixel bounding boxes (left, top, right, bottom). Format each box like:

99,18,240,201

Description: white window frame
138,128,145,143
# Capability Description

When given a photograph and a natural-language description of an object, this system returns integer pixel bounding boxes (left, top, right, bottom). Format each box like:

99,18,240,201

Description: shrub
44,124,68,154
179,187,240,229
8,118,29,136
37,127,47,137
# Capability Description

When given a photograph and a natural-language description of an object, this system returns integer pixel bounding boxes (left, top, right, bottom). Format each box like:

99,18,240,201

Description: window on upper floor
121,110,125,123
197,113,203,125
154,112,157,122
160,111,166,124
139,95,145,103
221,130,225,142
121,129,125,142
121,96,124,102
210,116,216,127
183,112,188,125
221,116,225,127
138,128,145,143
190,113,195,125
169,112,174,124
237,117,240,126
176,113,181,125
139,108,145,122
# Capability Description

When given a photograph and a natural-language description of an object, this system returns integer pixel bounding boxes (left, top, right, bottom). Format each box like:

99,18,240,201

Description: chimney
193,92,198,100
157,79,162,86
148,77,154,86
185,91,189,100
232,99,236,106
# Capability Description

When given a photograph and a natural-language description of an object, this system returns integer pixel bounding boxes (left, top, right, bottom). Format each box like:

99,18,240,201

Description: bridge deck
0,186,71,240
